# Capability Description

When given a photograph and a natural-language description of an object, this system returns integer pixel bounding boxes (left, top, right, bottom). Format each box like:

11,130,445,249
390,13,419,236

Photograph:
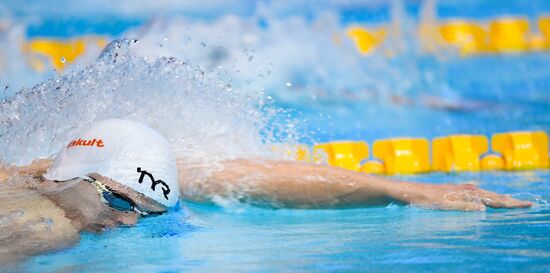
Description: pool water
19,172,549,273
1,0,550,272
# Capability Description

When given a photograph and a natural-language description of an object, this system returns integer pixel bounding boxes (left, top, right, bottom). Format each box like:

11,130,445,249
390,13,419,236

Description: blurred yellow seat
432,135,488,172
373,138,430,174
272,144,310,162
480,154,505,171
24,36,107,71
492,131,549,170
313,141,369,171
488,17,530,52
439,20,487,55
346,26,386,55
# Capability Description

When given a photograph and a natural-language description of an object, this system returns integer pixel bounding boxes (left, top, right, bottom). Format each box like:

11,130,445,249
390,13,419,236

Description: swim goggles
84,176,150,216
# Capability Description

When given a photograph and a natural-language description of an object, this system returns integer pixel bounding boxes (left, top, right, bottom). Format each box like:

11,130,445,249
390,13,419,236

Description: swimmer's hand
398,183,533,211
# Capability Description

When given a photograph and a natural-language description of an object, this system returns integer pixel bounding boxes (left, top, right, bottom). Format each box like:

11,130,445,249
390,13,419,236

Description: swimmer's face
42,178,141,233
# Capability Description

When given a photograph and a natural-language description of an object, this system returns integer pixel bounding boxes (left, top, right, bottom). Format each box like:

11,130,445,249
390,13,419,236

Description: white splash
0,39,292,165
124,11,412,103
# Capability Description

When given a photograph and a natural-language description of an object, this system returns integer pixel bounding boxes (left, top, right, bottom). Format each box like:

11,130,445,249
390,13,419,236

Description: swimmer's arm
16,159,52,177
0,159,52,183
0,160,139,263
179,159,396,208
0,184,80,264
178,159,532,211
0,165,8,182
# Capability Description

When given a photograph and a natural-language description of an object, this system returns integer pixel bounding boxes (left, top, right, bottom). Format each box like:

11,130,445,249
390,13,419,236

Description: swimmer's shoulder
14,159,52,178
0,159,52,186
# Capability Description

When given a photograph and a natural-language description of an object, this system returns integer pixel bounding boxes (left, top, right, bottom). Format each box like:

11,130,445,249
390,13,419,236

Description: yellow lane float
291,131,548,175
272,144,311,162
432,135,488,172
492,131,549,170
23,36,107,71
480,154,505,171
488,17,530,52
372,138,431,175
538,16,550,49
313,141,369,171
345,26,386,55
439,20,487,55
359,160,385,174
428,16,550,55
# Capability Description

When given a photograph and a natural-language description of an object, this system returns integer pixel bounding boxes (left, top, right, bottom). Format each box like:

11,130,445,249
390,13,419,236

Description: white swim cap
44,119,179,207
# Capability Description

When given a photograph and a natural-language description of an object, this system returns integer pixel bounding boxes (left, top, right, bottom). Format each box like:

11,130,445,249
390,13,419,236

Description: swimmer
0,119,531,263
0,120,179,263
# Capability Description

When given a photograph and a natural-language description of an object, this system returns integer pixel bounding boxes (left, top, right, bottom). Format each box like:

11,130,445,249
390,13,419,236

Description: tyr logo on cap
137,167,171,200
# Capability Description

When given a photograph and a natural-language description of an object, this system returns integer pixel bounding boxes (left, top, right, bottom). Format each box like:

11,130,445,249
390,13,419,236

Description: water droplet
286,82,292,87
60,57,66,64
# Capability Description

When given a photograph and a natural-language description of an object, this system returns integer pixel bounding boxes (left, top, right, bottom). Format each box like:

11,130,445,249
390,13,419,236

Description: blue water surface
18,172,550,273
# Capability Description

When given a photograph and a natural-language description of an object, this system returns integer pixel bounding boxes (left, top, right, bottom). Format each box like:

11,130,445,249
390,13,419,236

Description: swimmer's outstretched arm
178,159,532,211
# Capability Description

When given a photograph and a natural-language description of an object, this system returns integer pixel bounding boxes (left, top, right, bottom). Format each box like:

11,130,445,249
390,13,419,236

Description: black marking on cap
137,167,170,200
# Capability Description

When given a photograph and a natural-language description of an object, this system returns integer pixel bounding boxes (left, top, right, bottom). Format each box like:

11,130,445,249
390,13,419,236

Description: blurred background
1,0,550,144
